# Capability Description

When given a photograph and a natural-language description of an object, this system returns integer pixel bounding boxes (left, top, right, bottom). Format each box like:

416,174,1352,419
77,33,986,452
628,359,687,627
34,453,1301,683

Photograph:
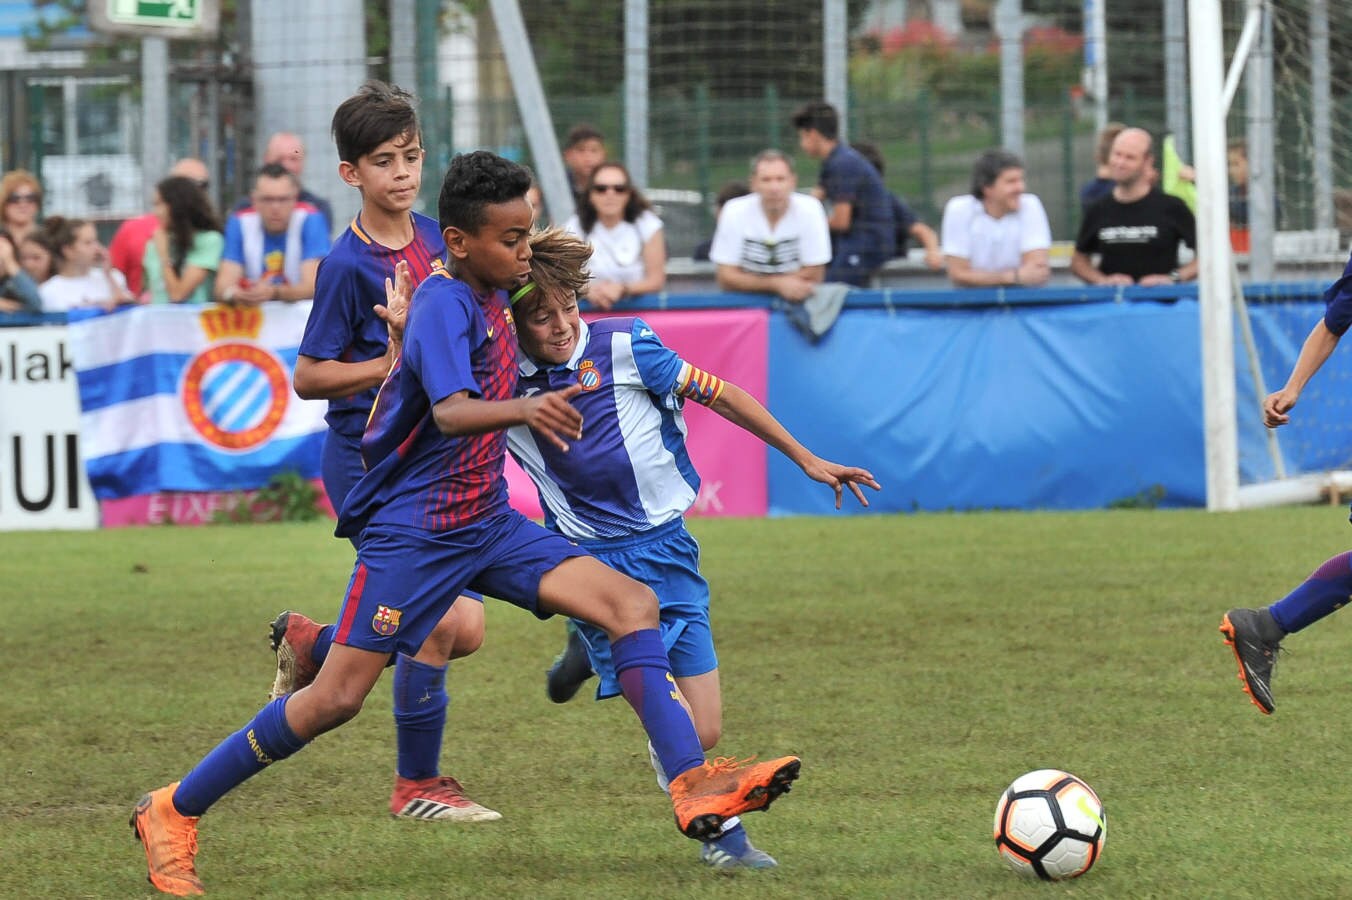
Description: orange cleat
669,756,801,840
268,610,322,700
129,782,204,896
390,775,502,822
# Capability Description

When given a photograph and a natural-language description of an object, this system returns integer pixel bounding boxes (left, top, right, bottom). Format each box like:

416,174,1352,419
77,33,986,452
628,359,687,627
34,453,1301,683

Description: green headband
509,282,536,305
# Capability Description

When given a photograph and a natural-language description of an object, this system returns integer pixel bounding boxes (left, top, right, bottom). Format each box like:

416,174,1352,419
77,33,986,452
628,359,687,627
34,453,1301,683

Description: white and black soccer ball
993,769,1106,880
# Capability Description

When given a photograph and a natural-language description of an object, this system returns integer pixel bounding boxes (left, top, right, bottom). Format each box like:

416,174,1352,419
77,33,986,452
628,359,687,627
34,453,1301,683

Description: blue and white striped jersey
508,316,721,540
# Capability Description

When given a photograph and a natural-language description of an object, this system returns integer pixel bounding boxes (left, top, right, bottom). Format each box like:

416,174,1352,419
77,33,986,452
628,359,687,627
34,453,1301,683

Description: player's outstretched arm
709,380,880,508
433,383,584,451
1263,319,1341,428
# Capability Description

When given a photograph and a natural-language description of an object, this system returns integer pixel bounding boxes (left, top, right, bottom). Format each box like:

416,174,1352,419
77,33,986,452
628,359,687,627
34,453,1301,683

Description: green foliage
1107,483,1168,510
5,509,1352,896
211,471,323,524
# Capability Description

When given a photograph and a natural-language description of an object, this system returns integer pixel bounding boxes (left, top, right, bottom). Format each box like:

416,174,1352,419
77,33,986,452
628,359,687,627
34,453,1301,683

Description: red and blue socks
1269,550,1352,633
172,696,306,817
393,656,448,780
612,629,704,783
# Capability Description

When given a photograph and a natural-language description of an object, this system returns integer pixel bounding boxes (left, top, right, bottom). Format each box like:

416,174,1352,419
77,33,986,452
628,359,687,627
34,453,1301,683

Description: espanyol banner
67,304,326,500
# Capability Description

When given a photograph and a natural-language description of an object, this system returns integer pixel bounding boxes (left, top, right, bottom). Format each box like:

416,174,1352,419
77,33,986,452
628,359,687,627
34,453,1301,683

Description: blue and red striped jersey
336,261,520,536
298,212,444,438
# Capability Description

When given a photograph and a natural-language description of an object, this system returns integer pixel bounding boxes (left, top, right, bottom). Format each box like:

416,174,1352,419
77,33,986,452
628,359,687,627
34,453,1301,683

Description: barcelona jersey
299,212,444,438
337,262,519,537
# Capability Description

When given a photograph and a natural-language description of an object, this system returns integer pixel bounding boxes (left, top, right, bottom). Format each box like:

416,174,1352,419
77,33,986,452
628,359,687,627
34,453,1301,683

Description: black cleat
545,625,594,704
1220,607,1285,714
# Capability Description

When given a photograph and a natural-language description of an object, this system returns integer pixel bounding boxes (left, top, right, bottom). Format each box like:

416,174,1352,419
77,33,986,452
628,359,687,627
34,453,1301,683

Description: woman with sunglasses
142,175,224,304
0,169,43,245
563,161,666,310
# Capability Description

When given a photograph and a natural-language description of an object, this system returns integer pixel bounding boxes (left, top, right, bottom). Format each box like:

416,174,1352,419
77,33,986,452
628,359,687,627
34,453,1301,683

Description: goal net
1193,0,1352,508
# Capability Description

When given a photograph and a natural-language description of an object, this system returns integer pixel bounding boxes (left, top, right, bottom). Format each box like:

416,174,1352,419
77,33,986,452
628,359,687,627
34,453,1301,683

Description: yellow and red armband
675,362,725,407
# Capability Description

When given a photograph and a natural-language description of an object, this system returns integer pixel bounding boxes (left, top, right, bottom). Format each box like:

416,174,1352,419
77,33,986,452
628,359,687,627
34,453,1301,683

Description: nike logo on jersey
487,327,495,338
640,328,654,337
523,387,542,397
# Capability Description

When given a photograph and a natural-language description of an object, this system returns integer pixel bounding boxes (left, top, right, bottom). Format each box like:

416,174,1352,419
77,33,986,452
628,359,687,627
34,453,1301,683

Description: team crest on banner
181,307,290,451
372,604,402,636
577,359,602,391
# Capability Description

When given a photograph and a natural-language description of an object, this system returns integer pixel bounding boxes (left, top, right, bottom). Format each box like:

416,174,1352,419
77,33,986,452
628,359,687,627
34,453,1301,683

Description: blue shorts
573,518,717,700
333,509,587,656
320,429,364,549
323,427,484,605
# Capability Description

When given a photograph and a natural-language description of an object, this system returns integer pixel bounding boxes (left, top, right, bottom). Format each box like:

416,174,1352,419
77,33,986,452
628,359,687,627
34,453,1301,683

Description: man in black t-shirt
1072,127,1197,286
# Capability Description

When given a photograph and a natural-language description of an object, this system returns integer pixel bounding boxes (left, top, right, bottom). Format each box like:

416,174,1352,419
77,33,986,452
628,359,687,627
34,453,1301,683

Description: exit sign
89,0,220,39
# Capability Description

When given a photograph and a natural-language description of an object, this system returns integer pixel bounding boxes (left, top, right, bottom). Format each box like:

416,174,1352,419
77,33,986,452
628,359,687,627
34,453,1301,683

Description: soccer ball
993,769,1106,880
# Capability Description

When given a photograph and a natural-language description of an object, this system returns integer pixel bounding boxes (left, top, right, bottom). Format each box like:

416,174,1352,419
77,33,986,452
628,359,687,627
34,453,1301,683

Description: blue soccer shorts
333,508,587,657
322,427,483,605
572,518,717,700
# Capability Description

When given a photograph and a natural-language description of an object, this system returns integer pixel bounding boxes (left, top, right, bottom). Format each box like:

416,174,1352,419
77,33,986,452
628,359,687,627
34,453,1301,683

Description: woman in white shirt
37,217,131,313
563,162,666,310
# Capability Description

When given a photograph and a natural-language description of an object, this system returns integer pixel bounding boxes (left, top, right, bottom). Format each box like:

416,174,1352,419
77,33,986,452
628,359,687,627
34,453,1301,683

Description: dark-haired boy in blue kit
130,150,801,897
275,80,495,824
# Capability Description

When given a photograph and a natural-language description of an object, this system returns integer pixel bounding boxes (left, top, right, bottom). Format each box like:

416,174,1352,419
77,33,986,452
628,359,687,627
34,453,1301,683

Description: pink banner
506,309,770,519
100,480,335,527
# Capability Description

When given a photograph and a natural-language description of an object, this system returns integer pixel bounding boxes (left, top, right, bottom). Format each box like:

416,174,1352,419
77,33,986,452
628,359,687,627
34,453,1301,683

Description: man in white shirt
940,149,1052,288
710,150,832,302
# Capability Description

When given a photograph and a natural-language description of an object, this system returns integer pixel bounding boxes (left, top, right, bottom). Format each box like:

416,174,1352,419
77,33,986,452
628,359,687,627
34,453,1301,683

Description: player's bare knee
609,582,659,634
450,624,484,658
697,721,722,751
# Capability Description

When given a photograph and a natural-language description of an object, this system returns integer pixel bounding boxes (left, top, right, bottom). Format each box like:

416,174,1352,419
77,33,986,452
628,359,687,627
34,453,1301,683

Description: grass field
6,508,1352,898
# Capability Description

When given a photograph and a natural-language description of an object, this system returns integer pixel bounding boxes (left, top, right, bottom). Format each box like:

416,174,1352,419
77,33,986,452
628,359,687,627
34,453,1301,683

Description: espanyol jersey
336,261,518,537
507,317,709,540
299,212,444,439
1322,249,1352,336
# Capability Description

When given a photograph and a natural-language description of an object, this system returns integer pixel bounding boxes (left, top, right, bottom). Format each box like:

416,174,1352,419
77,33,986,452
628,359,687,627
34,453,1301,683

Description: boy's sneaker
701,839,779,870
390,775,503,822
129,782,204,896
545,626,594,703
268,610,321,700
669,756,801,840
1220,607,1285,714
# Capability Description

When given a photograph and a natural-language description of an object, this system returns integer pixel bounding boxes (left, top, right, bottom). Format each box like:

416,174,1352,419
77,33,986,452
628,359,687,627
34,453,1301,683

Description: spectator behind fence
940,149,1051,288
564,161,666,310
1072,127,1197,286
109,158,210,298
142,175,224,304
1,169,43,244
692,179,750,262
851,139,943,270
216,163,330,305
792,100,895,286
1080,121,1127,213
0,229,41,314
234,132,333,235
19,232,56,285
562,123,607,213
37,216,132,313
710,150,830,303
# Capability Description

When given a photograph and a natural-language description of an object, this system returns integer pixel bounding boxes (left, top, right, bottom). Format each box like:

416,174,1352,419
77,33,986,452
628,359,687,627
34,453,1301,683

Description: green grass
5,508,1352,897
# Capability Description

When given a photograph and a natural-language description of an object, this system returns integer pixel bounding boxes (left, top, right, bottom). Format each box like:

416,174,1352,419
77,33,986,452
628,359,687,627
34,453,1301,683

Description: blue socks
393,656,448,780
612,629,704,783
173,697,307,817
1270,551,1352,633
311,625,335,667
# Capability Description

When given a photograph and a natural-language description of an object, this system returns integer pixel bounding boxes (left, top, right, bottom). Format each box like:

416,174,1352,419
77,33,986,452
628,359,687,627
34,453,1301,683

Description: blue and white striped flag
68,303,327,500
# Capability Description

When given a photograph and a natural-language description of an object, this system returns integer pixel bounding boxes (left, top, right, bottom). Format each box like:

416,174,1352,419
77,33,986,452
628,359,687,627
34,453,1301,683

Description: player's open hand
376,260,414,348
525,383,585,452
801,456,881,509
1263,387,1299,428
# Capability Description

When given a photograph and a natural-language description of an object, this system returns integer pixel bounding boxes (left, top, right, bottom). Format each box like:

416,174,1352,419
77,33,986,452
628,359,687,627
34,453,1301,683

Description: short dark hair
791,101,839,141
564,123,605,150
852,140,885,175
715,179,750,208
970,149,1024,199
438,151,533,233
331,81,420,164
255,162,298,187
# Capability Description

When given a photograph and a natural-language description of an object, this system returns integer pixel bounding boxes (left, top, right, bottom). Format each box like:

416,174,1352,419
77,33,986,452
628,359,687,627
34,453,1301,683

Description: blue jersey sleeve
222,216,244,265
300,254,363,360
628,318,686,396
1323,251,1352,336
404,279,484,404
301,211,332,260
